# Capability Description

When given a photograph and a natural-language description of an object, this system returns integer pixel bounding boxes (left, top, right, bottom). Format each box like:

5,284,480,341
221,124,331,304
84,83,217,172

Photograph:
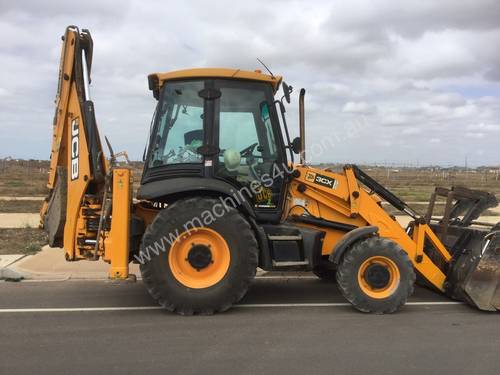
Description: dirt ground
0,200,43,213
1,159,498,207
0,161,49,197
0,228,47,255
384,202,500,217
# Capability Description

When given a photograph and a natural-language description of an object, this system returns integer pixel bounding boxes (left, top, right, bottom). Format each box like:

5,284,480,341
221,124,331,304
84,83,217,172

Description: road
1,277,499,375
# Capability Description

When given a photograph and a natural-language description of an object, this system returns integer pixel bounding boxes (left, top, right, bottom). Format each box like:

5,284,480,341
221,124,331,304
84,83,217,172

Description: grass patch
0,228,47,255
5,180,26,187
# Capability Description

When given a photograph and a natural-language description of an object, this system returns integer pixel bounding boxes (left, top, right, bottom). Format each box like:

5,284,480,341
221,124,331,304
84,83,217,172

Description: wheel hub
363,263,391,289
187,244,213,270
168,227,231,289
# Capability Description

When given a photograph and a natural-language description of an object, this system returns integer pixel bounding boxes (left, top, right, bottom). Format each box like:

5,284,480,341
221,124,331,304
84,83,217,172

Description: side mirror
282,81,292,104
291,137,301,154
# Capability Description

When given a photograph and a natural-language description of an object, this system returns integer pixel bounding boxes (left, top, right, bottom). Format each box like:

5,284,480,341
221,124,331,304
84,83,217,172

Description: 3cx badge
305,171,338,189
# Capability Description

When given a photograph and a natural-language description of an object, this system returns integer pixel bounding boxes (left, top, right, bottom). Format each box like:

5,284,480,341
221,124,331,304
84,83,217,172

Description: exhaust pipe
299,88,306,164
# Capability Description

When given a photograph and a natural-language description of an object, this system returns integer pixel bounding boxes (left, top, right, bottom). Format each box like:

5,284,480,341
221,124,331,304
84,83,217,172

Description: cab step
268,235,302,241
272,260,310,267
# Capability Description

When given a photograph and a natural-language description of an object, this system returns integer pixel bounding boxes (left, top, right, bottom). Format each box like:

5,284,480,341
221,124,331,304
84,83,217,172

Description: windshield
148,80,204,168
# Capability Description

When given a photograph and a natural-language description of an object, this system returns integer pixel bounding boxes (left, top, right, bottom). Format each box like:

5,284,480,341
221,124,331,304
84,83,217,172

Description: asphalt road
0,277,499,375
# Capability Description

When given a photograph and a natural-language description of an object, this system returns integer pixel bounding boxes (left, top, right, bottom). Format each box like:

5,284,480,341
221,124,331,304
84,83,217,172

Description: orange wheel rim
168,227,230,289
357,256,400,299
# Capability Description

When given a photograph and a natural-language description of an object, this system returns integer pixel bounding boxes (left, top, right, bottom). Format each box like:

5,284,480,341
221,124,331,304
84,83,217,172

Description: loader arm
40,26,132,279
286,164,499,310
287,165,451,290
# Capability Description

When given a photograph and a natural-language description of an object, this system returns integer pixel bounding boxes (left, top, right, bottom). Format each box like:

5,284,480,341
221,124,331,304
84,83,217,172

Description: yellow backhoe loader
40,26,500,315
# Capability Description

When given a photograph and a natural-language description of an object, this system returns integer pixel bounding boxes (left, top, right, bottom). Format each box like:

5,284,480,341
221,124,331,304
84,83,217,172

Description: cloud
466,132,485,139
466,123,500,132
342,101,376,114
0,0,499,166
429,93,466,107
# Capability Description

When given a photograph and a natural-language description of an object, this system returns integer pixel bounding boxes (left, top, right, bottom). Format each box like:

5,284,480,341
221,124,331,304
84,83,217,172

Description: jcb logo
305,172,316,182
71,119,79,180
305,172,338,189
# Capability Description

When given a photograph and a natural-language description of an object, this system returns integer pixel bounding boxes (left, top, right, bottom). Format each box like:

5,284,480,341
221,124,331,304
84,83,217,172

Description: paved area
0,279,498,375
10,246,140,280
0,196,45,200
0,213,40,228
0,254,24,268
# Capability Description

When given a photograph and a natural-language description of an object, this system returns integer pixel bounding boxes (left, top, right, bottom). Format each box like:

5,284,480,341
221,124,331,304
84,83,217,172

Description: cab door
213,79,288,222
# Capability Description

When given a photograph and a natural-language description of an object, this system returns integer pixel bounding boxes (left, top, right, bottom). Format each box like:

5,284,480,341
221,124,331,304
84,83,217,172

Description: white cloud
466,123,500,132
429,93,466,107
466,132,485,138
402,127,421,135
0,87,11,97
342,101,376,114
0,0,499,166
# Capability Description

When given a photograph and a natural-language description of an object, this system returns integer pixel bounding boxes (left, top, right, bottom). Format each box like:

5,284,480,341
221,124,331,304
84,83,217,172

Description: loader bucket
425,186,499,311
463,243,500,311
445,225,500,311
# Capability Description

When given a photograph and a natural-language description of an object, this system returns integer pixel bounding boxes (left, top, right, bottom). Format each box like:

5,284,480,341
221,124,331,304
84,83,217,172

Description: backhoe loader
41,26,500,315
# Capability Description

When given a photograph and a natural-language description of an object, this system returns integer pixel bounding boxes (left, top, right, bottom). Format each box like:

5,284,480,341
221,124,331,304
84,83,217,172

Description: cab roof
148,68,282,99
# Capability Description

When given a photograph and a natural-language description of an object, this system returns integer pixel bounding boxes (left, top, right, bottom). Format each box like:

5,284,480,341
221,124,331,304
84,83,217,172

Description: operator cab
140,69,293,222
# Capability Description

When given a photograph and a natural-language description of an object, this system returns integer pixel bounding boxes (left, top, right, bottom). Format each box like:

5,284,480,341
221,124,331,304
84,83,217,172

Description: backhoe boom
40,26,132,278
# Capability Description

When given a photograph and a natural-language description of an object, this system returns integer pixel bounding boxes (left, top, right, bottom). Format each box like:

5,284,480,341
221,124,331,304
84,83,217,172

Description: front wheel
336,237,415,313
139,196,258,315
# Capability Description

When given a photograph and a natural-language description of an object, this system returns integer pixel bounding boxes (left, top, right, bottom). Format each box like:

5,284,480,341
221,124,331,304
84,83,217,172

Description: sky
1,0,500,167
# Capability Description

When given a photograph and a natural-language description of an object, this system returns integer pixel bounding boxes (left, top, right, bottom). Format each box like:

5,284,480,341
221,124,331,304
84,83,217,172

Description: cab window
148,81,204,168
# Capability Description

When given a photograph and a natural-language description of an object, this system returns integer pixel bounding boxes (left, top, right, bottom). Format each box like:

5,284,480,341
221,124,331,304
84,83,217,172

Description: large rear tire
336,237,415,313
139,196,258,315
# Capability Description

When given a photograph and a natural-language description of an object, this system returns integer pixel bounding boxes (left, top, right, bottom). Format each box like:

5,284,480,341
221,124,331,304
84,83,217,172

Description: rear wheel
139,196,258,315
336,237,415,313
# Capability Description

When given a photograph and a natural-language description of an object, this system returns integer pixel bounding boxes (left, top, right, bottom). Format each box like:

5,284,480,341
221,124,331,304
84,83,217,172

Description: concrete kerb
0,245,270,282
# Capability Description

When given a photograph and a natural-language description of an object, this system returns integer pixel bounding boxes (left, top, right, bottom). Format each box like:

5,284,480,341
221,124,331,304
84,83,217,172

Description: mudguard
329,226,379,264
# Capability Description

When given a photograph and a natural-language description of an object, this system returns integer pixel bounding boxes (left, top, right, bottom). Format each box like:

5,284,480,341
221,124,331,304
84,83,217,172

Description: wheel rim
168,227,231,289
357,256,400,299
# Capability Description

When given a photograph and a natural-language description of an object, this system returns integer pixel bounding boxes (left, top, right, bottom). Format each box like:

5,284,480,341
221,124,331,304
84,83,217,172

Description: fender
136,177,256,218
329,226,379,264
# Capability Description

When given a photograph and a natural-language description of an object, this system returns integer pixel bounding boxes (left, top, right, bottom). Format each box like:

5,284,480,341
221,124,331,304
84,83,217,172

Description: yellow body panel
104,168,132,279
150,68,282,92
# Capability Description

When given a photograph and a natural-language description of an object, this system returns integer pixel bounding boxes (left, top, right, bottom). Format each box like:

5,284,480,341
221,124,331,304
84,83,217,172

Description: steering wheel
239,142,258,157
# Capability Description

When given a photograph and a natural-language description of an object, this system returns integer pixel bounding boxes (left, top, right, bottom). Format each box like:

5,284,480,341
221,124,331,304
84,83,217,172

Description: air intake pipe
299,88,306,164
